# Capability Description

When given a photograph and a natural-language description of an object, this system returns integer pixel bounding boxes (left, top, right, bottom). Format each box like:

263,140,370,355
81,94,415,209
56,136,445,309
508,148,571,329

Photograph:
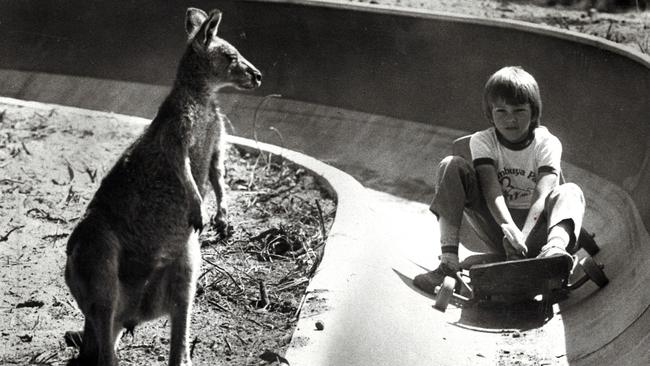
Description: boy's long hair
482,66,542,128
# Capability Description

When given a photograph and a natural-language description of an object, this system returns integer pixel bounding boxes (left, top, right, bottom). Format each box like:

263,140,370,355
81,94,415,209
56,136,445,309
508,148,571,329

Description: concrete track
1,1,649,365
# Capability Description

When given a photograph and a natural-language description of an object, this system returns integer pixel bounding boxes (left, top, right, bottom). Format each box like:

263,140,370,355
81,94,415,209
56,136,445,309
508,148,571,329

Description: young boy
414,66,585,295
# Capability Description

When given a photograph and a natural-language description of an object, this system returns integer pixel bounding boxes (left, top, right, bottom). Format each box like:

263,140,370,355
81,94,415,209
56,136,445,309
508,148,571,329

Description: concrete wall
1,0,648,225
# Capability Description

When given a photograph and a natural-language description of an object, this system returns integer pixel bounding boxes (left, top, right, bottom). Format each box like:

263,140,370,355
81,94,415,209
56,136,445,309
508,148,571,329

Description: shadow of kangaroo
64,8,261,365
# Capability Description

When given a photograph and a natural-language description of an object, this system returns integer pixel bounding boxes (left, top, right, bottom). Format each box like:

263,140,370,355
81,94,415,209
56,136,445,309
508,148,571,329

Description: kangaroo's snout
234,61,261,90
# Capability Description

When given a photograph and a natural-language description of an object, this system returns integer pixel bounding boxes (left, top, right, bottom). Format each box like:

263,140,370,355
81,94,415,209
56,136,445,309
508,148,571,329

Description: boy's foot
537,244,575,271
413,262,458,295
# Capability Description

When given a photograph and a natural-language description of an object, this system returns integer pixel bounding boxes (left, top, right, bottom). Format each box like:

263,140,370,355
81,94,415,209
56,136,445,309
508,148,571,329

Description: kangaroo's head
185,8,262,91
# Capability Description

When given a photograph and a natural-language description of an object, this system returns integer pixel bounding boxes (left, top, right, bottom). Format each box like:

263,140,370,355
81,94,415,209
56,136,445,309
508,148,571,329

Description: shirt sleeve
536,133,562,175
469,129,496,167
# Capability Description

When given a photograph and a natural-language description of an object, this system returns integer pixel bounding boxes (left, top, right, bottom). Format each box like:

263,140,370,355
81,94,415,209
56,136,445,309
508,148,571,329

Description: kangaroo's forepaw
64,330,83,348
189,205,206,232
211,212,231,238
188,215,203,232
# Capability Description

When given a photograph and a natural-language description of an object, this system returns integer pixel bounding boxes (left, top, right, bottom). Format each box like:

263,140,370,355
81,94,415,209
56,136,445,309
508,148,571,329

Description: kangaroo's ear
185,7,208,39
203,9,223,47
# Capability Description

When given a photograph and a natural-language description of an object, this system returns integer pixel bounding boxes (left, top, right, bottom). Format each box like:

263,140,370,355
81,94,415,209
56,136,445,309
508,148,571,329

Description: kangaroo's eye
225,53,238,64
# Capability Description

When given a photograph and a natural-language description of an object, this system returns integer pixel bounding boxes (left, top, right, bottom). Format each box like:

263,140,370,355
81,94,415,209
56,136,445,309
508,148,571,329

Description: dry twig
203,257,244,291
0,225,24,242
315,200,327,239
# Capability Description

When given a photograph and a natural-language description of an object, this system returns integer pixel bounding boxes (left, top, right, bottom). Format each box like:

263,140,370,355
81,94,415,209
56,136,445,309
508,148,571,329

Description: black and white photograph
1,1,649,365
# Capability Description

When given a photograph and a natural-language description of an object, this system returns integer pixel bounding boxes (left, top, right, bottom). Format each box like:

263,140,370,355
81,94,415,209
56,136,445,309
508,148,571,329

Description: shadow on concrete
455,301,554,331
393,266,555,331
392,268,436,301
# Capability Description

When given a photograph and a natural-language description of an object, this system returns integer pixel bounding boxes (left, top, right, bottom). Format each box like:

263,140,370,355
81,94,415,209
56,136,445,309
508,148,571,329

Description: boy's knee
439,155,470,171
553,182,584,201
546,183,585,217
434,155,478,200
435,156,472,185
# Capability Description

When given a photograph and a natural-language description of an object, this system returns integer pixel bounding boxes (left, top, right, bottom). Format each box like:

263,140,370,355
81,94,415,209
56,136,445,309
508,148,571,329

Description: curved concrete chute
223,95,650,366
1,1,649,365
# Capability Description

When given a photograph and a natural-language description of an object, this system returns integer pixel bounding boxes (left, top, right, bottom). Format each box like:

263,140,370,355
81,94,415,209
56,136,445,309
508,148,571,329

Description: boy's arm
521,171,558,240
475,164,529,256
475,164,518,228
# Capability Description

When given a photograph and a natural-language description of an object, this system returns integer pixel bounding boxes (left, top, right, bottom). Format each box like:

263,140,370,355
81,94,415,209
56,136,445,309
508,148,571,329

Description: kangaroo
64,8,261,365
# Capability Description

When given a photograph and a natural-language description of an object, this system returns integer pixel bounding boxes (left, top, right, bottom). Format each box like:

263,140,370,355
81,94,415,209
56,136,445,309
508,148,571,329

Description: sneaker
537,244,575,271
413,262,458,295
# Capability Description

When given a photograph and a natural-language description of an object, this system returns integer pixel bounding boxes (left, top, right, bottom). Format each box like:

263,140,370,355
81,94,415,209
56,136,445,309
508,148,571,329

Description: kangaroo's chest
189,116,224,188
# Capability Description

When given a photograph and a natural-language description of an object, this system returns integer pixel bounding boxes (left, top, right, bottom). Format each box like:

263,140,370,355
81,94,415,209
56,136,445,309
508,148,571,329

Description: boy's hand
501,223,527,259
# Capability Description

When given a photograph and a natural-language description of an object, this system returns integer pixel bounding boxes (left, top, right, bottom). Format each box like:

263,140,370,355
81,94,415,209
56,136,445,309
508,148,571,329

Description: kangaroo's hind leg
66,320,124,365
167,232,201,366
76,267,122,366
66,282,121,366
66,223,123,366
65,319,97,366
89,302,121,366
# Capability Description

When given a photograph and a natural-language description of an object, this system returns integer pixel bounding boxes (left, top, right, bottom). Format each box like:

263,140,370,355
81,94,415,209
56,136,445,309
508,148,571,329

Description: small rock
16,300,44,309
315,320,324,331
19,334,33,342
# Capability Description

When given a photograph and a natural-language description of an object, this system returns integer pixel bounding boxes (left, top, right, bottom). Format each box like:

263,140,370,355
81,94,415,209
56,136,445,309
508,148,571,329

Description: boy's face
490,100,533,143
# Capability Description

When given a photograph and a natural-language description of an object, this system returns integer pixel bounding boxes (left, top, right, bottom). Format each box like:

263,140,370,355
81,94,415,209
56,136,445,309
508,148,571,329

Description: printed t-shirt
469,126,562,210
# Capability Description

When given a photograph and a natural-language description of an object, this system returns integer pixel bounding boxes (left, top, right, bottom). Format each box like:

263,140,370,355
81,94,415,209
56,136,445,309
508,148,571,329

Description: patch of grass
189,146,336,364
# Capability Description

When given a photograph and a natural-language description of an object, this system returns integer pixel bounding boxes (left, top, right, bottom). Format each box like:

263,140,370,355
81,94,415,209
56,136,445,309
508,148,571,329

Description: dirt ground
340,0,650,54
0,102,335,365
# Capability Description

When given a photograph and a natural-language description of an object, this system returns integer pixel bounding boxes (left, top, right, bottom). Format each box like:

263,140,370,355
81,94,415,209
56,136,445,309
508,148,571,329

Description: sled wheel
579,231,600,256
434,276,456,312
580,257,609,288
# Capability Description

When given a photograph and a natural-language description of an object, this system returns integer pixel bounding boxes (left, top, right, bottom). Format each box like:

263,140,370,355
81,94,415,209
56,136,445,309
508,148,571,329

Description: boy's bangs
488,82,532,106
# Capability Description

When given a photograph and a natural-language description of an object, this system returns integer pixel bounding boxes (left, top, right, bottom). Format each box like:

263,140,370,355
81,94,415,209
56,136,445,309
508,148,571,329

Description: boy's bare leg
415,156,491,294
546,220,572,249
536,183,584,269
439,215,461,271
413,215,461,295
538,220,574,262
